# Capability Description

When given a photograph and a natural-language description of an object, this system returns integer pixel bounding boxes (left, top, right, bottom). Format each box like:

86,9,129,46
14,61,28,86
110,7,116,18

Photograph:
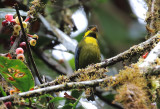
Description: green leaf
65,89,82,104
0,56,34,92
49,97,65,103
72,96,82,109
39,94,54,99
0,86,7,96
62,103,74,109
71,89,83,99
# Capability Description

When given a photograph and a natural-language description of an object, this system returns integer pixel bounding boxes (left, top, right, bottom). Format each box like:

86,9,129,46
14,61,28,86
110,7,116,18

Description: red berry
19,42,27,49
2,20,8,26
10,19,16,25
4,102,12,108
10,35,16,42
142,52,149,59
16,54,25,61
16,47,24,54
10,41,14,46
5,14,13,21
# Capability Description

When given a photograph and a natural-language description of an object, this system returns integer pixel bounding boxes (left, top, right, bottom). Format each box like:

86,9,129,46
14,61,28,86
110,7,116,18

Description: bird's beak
91,26,98,32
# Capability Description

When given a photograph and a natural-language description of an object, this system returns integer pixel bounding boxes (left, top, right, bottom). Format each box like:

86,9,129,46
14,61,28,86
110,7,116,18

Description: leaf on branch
0,56,34,92
39,94,54,99
64,92,76,101
72,96,82,109
49,97,65,103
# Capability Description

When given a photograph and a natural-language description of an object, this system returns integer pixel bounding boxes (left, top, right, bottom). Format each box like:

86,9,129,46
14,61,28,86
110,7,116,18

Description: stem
14,4,43,84
15,4,55,109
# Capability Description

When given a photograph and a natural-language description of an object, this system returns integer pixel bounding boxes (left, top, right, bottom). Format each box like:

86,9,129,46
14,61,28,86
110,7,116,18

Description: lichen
76,65,108,82
109,64,146,89
114,83,151,109
27,0,45,18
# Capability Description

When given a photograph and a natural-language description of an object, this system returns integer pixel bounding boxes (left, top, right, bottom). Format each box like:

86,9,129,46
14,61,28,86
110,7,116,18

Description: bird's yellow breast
84,37,98,46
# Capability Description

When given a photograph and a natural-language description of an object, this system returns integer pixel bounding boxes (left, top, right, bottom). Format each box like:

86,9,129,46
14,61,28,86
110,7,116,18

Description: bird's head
84,25,98,39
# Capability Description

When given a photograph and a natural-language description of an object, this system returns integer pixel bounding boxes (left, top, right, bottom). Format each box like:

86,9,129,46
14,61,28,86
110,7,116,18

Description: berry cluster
2,14,39,61
2,14,16,26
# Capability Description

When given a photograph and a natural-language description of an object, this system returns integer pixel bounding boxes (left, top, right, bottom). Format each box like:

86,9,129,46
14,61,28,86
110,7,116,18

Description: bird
75,25,101,101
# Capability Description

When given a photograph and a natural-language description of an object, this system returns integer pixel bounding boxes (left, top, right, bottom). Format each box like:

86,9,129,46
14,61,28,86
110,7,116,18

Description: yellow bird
75,25,101,101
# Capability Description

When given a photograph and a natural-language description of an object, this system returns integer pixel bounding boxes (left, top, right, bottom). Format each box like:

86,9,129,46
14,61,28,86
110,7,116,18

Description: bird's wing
75,45,81,70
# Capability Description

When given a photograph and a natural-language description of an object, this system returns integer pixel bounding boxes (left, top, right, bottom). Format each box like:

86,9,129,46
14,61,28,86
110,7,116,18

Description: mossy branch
99,32,160,68
0,77,111,102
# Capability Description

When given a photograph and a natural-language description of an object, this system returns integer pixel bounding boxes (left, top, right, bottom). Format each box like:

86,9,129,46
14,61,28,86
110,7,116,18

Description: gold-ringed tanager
75,25,101,101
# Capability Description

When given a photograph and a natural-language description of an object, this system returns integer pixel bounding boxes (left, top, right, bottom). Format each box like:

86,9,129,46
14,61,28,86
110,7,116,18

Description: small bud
25,17,30,22
14,24,21,32
5,14,13,21
15,16,23,24
2,20,9,26
13,31,19,36
32,34,39,40
16,47,24,54
29,39,36,46
10,35,16,42
22,21,27,28
19,42,27,50
10,19,16,25
10,41,14,46
16,54,25,61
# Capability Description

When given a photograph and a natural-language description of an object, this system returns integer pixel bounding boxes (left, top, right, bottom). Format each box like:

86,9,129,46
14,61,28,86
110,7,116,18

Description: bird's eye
88,32,97,39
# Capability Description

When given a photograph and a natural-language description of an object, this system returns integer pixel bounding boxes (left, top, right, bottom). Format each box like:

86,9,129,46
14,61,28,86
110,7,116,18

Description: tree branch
32,47,67,75
34,32,160,88
139,41,160,69
38,14,77,53
0,77,111,102
99,32,160,68
95,90,123,109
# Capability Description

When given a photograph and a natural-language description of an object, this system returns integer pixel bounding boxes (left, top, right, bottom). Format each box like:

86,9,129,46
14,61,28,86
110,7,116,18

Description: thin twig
95,90,123,109
149,0,156,36
9,32,22,56
14,4,43,84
